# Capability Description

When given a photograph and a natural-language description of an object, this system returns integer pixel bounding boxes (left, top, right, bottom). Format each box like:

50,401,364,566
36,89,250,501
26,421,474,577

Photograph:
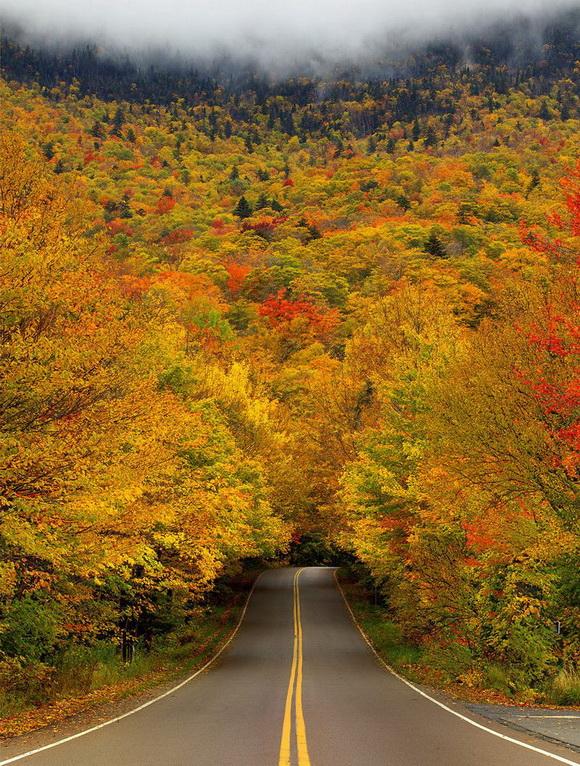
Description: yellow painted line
278,570,299,766
295,569,311,766
278,568,312,766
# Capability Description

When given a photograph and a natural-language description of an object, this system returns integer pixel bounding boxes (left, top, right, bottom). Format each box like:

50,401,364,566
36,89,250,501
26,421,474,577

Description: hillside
0,26,578,721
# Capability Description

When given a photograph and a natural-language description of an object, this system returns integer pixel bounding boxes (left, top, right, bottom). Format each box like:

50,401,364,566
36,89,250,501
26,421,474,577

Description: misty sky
0,0,576,67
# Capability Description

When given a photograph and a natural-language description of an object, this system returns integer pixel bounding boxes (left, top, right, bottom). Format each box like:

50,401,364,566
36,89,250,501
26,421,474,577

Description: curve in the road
332,570,579,766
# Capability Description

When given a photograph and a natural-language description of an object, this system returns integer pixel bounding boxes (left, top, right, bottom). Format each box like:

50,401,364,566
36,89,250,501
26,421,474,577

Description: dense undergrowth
0,571,257,734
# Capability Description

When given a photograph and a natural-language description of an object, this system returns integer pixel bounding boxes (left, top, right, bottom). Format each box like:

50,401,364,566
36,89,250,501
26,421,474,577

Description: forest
0,18,578,726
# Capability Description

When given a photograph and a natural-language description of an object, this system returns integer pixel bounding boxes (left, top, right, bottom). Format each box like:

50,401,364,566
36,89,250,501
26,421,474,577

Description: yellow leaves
0,137,291,621
0,563,16,598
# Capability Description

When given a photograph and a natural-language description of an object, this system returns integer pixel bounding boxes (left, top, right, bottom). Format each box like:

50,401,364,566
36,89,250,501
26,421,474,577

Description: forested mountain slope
0,23,578,716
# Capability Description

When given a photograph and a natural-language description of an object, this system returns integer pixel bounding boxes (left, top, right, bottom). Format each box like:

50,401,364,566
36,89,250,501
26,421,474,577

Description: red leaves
159,227,195,246
463,521,495,553
156,195,176,215
513,363,579,471
241,216,286,238
527,315,580,358
258,290,339,341
514,166,580,475
519,223,565,259
108,219,133,236
225,262,251,295
519,161,580,263
259,290,328,326
562,160,580,237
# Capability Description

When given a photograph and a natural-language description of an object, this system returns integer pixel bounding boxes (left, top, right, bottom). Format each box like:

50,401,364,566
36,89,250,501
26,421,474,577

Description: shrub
484,664,512,695
0,597,63,663
420,642,473,681
0,655,54,708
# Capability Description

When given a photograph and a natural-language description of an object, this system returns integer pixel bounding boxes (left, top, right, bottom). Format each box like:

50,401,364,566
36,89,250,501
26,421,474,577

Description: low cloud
0,0,577,71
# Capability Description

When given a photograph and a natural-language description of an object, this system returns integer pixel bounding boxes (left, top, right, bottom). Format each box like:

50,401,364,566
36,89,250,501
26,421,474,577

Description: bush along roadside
337,567,580,708
0,568,263,739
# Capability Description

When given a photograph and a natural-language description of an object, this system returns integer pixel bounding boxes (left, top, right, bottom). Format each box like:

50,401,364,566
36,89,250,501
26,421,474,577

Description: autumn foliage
0,56,578,714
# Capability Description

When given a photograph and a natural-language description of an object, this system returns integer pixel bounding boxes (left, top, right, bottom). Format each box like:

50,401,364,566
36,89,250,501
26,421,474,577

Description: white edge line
0,573,264,766
333,571,580,766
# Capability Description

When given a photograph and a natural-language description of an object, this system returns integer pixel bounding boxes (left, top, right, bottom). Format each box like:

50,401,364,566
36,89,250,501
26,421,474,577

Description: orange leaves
259,290,339,341
159,226,195,246
119,275,152,299
155,194,176,214
241,215,286,238
225,262,251,295
154,270,220,302
2,63,579,709
259,290,332,326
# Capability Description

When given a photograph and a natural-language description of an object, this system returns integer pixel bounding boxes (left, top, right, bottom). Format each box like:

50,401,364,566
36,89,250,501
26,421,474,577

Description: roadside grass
337,572,579,708
0,583,253,738
546,669,580,706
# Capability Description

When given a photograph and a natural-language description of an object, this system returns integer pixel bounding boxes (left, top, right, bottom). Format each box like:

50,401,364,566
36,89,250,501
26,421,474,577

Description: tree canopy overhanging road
1,568,578,766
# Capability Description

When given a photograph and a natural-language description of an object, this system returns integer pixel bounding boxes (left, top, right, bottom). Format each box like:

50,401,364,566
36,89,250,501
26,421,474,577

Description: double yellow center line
278,568,312,766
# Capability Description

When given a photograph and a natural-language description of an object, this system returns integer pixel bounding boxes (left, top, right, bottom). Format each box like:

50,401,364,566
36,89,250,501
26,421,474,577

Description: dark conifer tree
425,231,447,258
234,196,253,219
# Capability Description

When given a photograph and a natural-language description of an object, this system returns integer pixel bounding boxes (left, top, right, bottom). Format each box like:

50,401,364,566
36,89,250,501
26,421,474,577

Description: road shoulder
466,704,580,753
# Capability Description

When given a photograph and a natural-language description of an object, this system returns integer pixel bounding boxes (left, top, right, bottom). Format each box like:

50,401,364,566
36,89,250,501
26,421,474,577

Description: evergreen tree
90,120,106,139
111,107,125,136
425,230,447,258
396,194,411,212
234,196,253,219
412,118,421,141
119,193,133,219
424,126,437,147
42,141,55,160
539,101,551,120
255,192,269,210
528,169,540,191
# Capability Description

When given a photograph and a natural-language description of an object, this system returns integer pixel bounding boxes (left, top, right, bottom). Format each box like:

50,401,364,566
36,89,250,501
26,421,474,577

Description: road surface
1,567,578,766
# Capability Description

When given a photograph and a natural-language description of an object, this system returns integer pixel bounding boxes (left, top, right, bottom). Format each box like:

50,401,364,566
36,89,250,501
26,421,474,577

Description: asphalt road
1,567,578,766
